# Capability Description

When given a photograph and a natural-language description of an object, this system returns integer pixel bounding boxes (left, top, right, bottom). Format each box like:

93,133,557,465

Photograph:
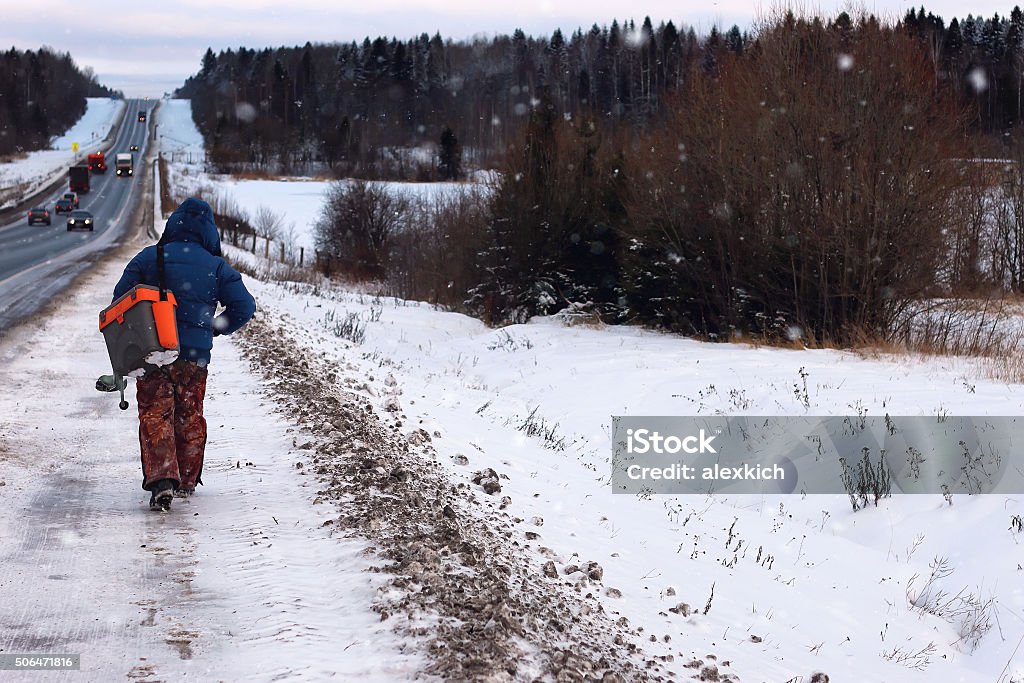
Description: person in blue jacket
112,197,256,511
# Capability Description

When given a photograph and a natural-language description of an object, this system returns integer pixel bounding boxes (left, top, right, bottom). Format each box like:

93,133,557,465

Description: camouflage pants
136,358,208,491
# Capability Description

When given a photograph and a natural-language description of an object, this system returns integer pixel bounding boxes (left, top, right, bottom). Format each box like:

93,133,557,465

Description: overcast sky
0,0,1016,97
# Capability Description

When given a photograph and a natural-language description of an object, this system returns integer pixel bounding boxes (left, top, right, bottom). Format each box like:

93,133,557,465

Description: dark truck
69,164,90,193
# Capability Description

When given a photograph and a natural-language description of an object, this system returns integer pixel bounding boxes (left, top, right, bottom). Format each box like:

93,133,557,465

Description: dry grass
555,309,606,329
844,298,1024,384
230,257,321,285
987,355,1024,384
0,151,28,163
228,169,278,181
704,297,1024,387
0,185,20,208
158,154,176,216
897,299,1024,357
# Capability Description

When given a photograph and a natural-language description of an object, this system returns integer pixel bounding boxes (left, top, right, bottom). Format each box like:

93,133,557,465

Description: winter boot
149,479,175,511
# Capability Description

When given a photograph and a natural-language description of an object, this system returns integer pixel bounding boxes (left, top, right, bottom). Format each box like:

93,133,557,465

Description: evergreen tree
725,25,744,54
703,26,722,75
438,126,462,180
199,48,217,81
0,46,111,156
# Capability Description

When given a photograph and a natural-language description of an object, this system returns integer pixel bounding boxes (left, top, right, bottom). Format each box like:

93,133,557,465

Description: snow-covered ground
152,98,1024,681
0,97,1021,681
0,98,125,210
155,98,204,161
0,247,426,681
230,275,1023,682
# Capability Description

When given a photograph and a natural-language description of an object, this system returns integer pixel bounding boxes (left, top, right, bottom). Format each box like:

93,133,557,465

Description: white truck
115,153,134,177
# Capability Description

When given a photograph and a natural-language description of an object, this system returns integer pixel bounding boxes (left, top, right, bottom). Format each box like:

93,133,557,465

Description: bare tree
253,205,286,240
387,186,490,307
315,180,409,280
625,13,974,343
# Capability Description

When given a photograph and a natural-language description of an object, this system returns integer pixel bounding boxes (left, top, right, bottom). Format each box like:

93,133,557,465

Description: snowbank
235,272,1024,682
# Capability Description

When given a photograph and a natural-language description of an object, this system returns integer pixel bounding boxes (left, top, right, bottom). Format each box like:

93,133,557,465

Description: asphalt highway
0,99,151,334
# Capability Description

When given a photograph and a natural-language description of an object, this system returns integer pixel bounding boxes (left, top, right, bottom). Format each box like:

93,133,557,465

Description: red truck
69,164,90,193
88,152,107,173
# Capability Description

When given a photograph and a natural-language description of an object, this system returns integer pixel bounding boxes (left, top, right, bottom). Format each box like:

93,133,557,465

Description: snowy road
0,98,146,334
0,249,423,681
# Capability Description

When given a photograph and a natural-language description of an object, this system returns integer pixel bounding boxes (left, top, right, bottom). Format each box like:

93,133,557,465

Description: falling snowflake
625,28,647,49
968,67,988,93
837,53,854,71
235,102,257,123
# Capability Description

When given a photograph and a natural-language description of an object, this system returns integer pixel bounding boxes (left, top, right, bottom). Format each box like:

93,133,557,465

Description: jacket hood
162,197,221,256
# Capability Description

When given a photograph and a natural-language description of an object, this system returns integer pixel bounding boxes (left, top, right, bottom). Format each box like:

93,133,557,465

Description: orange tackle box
99,284,179,377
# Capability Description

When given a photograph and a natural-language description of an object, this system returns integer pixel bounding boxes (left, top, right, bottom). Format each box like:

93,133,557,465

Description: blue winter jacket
112,198,256,365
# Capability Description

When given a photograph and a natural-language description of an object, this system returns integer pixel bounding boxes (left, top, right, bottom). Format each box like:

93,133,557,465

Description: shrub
386,186,490,308
315,180,409,280
321,309,366,344
839,448,892,511
469,94,628,325
624,14,974,344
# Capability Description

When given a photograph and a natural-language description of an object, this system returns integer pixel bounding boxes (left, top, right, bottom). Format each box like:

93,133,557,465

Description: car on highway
130,144,140,152
138,111,146,122
66,210,94,232
26,206,51,225
63,191,79,208
55,197,75,214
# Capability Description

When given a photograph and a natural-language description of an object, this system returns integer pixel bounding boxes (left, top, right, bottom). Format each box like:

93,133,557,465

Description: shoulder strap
156,236,168,302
